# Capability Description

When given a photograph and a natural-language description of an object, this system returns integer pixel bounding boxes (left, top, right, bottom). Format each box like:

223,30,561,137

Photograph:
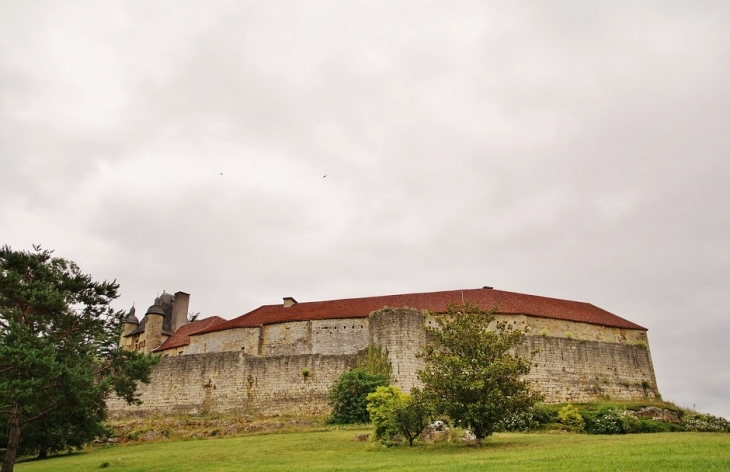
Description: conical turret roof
123,305,139,325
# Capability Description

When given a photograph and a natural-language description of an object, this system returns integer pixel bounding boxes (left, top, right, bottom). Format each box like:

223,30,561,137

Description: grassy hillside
15,429,730,472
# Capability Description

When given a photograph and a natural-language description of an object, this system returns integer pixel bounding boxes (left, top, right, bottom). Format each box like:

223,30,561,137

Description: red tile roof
194,288,645,335
154,316,227,352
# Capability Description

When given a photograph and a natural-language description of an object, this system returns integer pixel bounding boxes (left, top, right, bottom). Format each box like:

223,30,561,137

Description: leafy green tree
327,368,388,424
367,386,430,446
418,301,541,445
367,386,402,440
0,245,158,472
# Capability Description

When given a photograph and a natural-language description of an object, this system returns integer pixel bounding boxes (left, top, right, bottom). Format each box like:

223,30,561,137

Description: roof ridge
191,287,646,336
257,287,602,307
261,288,473,306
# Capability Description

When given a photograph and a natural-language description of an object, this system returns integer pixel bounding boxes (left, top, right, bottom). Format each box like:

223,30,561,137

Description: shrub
499,404,561,431
367,386,402,440
558,404,585,432
366,386,430,446
584,408,639,435
636,419,684,433
327,368,388,424
532,404,560,426
500,408,539,432
683,413,730,433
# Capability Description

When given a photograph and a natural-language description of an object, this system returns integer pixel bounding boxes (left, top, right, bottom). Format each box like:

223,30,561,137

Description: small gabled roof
194,288,645,336
153,316,227,352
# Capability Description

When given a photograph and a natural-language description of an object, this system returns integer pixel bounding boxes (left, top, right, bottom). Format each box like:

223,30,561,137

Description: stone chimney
283,297,298,308
171,291,190,333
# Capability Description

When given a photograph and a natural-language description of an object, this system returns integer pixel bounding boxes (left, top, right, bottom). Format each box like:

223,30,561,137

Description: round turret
144,304,166,353
119,305,140,349
369,307,426,392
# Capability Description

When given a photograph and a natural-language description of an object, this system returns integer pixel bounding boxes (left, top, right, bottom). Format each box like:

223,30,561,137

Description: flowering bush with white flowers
584,408,639,435
683,413,730,433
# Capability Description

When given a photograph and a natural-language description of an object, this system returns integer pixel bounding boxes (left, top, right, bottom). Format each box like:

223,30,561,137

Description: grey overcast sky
1,1,728,417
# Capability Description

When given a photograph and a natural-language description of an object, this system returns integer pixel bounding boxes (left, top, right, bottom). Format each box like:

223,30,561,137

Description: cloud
1,0,729,417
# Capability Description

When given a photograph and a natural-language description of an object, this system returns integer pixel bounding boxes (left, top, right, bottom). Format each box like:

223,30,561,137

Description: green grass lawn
14,430,730,472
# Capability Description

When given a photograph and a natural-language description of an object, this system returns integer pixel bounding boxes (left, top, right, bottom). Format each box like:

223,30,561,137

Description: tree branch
19,406,57,425
38,382,60,393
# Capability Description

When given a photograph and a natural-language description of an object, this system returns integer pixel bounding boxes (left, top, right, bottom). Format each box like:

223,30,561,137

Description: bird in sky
220,173,223,176
322,175,327,178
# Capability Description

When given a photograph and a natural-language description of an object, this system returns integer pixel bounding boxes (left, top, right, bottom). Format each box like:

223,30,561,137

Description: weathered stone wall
160,346,185,357
378,310,657,401
520,336,658,402
518,316,648,344
185,327,261,355
262,321,312,356
184,319,370,357
110,309,659,416
107,351,360,417
369,308,426,392
425,313,647,345
311,319,369,355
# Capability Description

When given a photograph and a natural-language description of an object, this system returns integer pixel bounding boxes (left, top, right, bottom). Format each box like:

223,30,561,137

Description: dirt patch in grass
103,413,331,445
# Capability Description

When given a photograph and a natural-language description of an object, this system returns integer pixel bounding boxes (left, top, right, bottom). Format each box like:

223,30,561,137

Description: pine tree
0,245,158,472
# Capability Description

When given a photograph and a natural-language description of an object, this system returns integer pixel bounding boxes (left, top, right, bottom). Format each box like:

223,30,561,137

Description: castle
109,287,659,416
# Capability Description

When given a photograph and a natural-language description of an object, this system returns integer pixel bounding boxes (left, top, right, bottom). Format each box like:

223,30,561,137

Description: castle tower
119,305,139,350
144,303,166,353
369,307,426,392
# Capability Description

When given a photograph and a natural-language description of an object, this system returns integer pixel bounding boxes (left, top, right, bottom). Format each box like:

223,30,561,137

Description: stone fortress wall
183,319,371,357
108,307,658,417
107,352,360,416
